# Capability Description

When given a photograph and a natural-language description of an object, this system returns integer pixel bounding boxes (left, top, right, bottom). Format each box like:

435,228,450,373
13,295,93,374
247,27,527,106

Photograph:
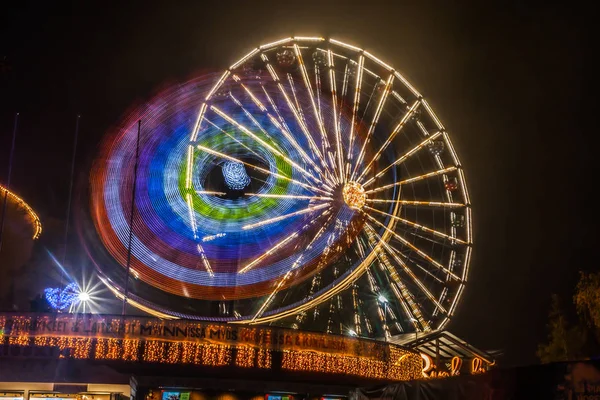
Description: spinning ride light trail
88,38,473,338
222,161,251,190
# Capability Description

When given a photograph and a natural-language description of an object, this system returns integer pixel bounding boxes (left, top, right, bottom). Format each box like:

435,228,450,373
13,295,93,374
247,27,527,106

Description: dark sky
0,1,593,366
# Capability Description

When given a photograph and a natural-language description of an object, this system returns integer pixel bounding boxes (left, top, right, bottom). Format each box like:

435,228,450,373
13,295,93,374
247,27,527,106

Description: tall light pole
378,294,389,342
0,113,19,254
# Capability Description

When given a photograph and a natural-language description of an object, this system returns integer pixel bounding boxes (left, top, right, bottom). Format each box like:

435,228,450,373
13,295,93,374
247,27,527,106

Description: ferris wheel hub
342,181,367,210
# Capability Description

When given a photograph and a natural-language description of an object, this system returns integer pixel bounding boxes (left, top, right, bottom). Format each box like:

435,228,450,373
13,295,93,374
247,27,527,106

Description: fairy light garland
1,314,426,381
1,335,421,380
281,349,421,381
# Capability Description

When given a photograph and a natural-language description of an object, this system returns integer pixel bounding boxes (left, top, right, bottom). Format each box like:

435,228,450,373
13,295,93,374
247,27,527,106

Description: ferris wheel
90,37,472,338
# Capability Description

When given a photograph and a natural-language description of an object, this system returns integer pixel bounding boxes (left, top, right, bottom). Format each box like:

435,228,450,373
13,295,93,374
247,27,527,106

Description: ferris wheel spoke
195,243,214,277
365,231,419,331
365,205,468,245
327,50,345,183
363,212,460,280
239,235,299,274
347,55,365,178
283,73,338,189
366,268,391,339
196,144,331,196
244,193,333,201
261,53,328,171
242,202,330,231
287,73,306,124
353,241,375,335
364,226,432,331
209,105,323,186
203,118,264,160
252,211,335,319
195,190,227,196
392,283,423,332
338,62,352,180
251,269,293,318
351,73,395,182
227,93,294,158
365,222,448,315
377,236,446,284
232,75,268,111
366,199,465,208
367,224,445,285
260,89,337,188
242,207,332,276
366,167,457,195
228,92,277,140
362,131,443,188
185,192,198,239
293,45,332,157
255,86,333,183
313,62,334,178
228,92,329,188
355,99,421,183
350,284,364,336
338,62,350,128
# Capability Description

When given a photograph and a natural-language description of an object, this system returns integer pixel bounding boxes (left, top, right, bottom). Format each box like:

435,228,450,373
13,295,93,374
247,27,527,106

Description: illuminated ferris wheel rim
0,184,43,240
178,36,473,329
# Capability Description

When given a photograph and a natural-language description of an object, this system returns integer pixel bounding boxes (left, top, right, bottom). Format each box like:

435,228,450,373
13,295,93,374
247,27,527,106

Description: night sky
0,1,593,366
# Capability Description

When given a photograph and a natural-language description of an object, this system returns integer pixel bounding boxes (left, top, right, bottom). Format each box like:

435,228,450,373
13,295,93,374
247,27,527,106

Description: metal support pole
436,338,440,371
122,119,141,316
0,113,19,254
61,115,80,267
383,302,388,342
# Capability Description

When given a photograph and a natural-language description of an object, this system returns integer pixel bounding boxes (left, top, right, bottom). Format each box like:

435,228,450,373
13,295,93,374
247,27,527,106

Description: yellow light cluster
95,338,136,360
234,346,272,369
123,339,140,361
71,338,93,359
0,185,42,239
235,345,256,368
8,335,29,346
180,341,197,363
257,348,272,369
143,340,167,362
140,340,232,367
34,336,92,359
201,343,231,366
281,349,421,381
165,342,181,364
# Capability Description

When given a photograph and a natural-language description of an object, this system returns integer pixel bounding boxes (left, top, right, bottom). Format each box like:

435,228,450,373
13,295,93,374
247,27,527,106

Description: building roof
389,330,497,365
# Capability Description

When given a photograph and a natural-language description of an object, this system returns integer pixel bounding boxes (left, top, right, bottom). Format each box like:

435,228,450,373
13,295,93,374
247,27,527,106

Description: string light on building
1,315,430,381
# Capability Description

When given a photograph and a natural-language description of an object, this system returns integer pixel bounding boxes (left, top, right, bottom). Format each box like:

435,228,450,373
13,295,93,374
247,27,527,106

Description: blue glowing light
44,282,80,311
222,161,250,190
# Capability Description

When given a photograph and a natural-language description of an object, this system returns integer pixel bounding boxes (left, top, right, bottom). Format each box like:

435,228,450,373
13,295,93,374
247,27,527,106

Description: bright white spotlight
378,294,388,303
78,292,90,302
348,329,357,337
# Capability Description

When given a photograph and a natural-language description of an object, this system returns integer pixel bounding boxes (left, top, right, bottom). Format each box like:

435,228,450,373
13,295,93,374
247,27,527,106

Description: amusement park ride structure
0,37,493,394
87,37,473,344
